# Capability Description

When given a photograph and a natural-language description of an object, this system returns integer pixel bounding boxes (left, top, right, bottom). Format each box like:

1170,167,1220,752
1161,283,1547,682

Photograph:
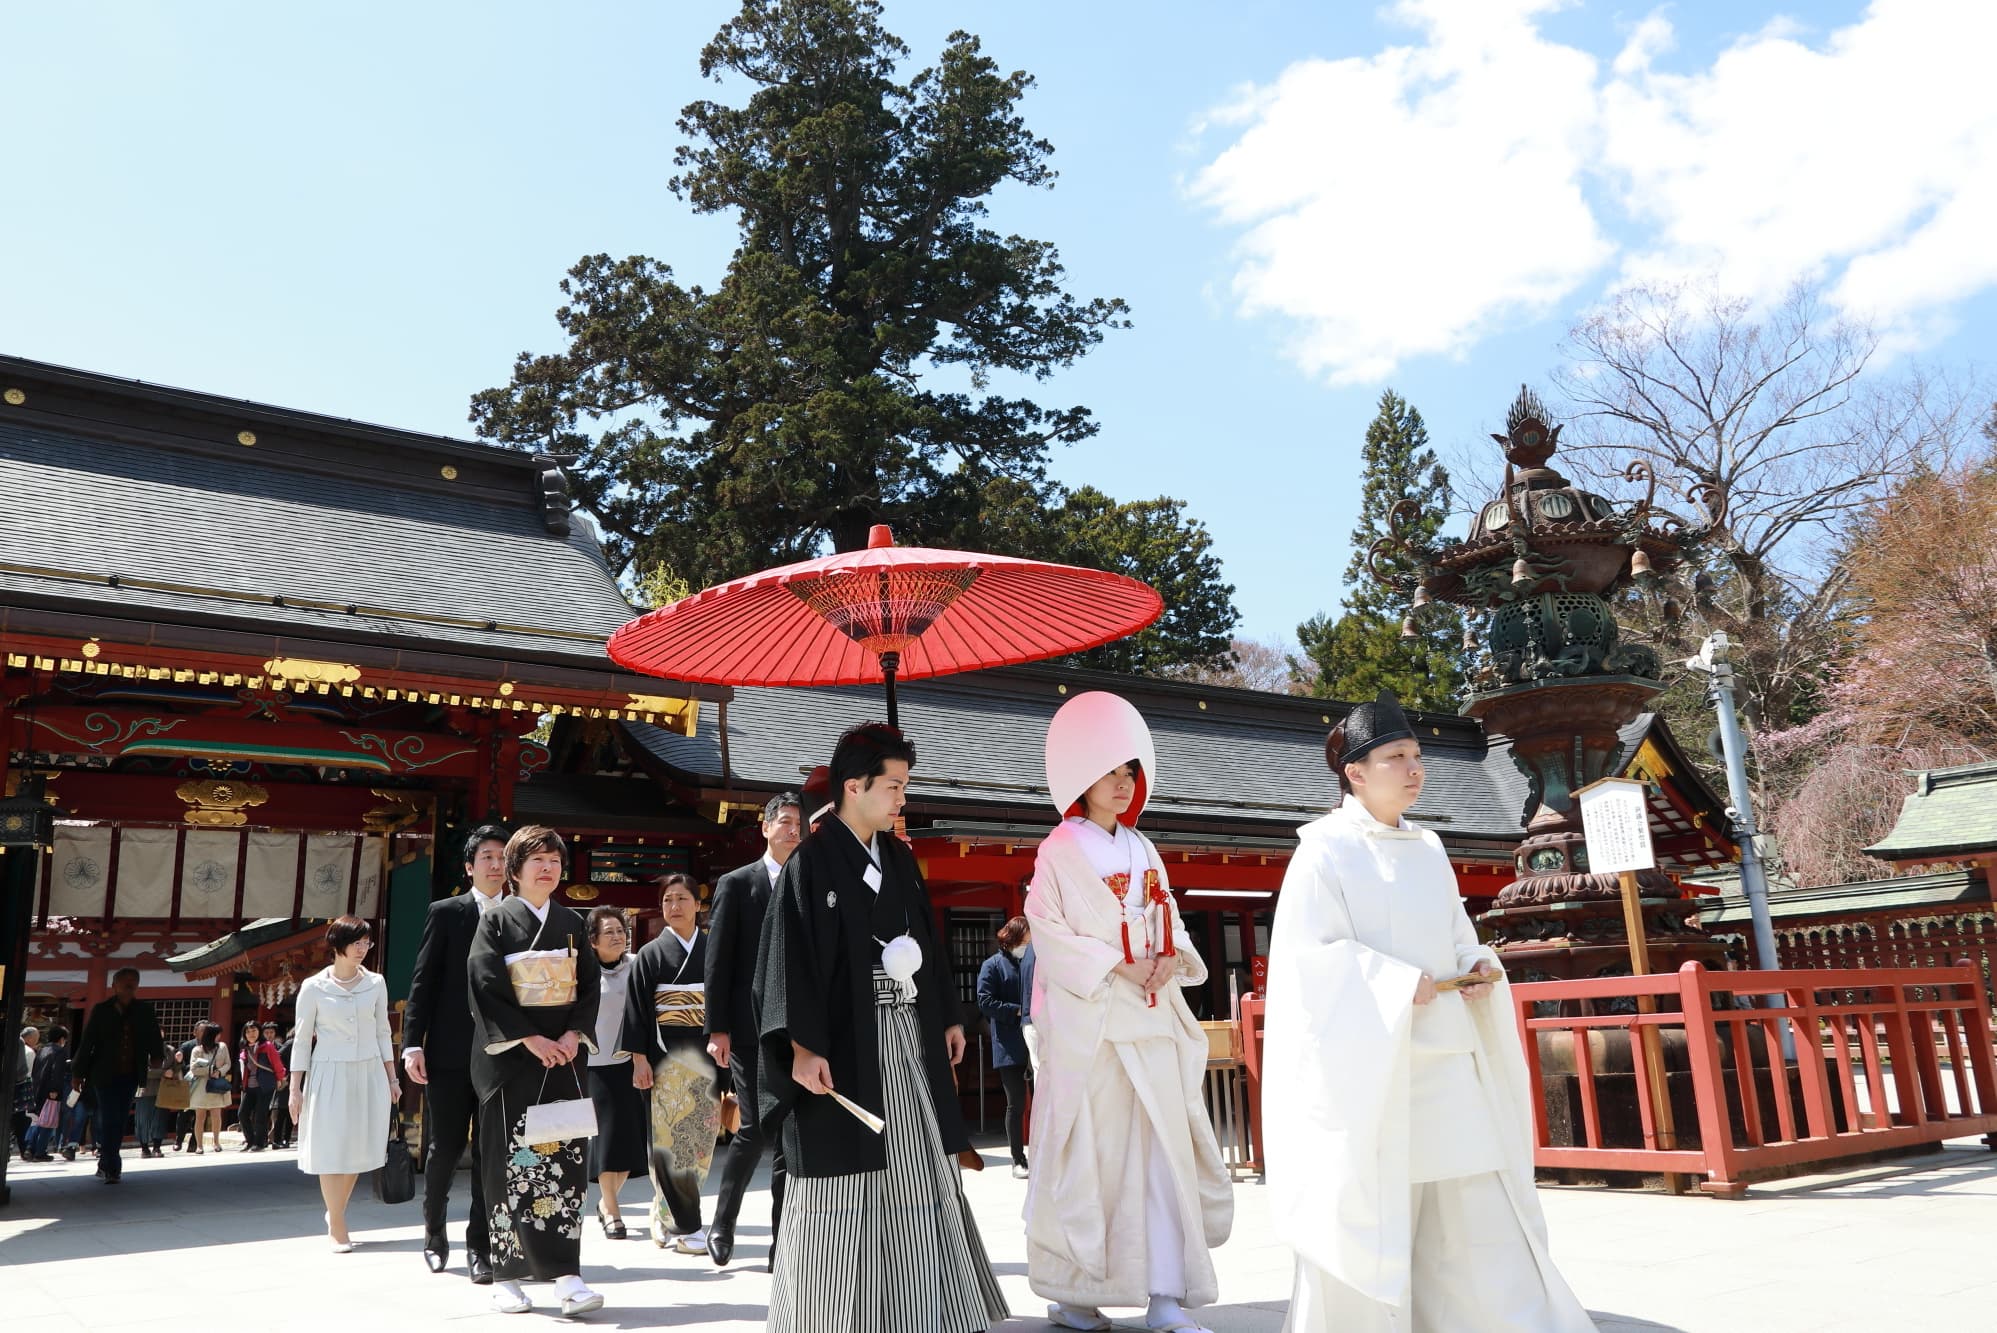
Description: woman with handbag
467,826,604,1318
290,916,399,1253
269,1025,296,1148
582,906,647,1240
24,1024,70,1161
236,1020,285,1151
179,1023,232,1153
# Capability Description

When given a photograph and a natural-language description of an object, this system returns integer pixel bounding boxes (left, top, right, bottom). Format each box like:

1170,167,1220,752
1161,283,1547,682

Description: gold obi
507,948,578,1007
654,985,706,1028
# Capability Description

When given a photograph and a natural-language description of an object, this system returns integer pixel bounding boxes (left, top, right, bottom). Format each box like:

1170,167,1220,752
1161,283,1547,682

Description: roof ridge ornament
533,454,572,536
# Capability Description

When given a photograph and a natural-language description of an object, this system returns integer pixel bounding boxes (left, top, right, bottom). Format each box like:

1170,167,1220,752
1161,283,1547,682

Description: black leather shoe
422,1230,448,1274
708,1226,734,1267
468,1253,494,1286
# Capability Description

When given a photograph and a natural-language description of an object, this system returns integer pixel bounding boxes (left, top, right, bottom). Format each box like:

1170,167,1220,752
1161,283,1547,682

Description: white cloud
1190,0,1610,385
1192,0,1997,384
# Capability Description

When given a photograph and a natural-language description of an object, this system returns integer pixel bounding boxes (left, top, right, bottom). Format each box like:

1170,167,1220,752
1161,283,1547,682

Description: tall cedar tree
469,1,1233,671
1295,391,1464,710
933,475,1237,674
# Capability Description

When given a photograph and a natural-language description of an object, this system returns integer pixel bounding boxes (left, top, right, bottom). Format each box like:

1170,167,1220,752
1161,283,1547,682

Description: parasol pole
879,651,900,730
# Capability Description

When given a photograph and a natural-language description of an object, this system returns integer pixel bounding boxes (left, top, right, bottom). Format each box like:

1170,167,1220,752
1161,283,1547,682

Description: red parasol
608,525,1163,727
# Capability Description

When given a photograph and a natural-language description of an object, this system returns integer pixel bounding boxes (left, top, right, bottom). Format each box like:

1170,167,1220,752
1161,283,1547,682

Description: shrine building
0,354,720,1046
0,354,1738,1082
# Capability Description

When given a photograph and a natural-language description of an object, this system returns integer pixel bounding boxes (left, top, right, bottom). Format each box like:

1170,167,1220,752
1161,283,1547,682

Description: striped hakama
768,971,1010,1333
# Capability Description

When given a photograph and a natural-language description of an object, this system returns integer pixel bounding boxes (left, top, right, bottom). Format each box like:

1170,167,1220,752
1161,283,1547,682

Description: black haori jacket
754,818,970,1177
466,897,601,1104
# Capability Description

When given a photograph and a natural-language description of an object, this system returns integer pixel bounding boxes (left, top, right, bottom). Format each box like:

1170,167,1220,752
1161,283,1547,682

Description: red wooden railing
1515,962,1997,1197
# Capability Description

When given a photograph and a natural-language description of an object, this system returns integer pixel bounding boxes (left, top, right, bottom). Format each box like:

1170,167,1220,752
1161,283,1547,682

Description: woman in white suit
290,915,399,1253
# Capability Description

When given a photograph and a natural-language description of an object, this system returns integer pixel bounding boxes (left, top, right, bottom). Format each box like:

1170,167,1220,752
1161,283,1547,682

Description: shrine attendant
755,722,1009,1333
620,873,721,1254
467,826,604,1318
1024,691,1233,1333
1264,691,1594,1332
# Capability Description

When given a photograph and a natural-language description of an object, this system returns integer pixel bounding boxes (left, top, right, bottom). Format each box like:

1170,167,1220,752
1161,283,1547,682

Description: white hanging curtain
240,830,300,918
178,829,242,918
301,832,357,918
48,825,113,918
113,826,178,918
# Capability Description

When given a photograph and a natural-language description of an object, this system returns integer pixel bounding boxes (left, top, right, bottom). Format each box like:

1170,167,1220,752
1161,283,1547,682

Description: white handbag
516,1065,597,1147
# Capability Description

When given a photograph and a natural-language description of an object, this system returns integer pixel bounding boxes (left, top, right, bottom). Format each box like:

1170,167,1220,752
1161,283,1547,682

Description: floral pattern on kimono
488,1111,588,1266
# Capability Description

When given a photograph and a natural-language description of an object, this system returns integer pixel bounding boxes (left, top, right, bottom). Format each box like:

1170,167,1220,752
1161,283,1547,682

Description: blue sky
4,1,1990,646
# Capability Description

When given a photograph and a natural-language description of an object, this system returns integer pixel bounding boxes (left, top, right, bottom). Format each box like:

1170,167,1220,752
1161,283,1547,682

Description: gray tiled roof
1698,868,1988,925
627,666,1538,845
0,419,635,666
1865,759,1997,858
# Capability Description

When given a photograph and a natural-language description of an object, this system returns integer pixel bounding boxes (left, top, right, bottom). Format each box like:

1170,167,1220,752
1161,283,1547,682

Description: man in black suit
70,969,167,1184
702,791,801,1268
401,823,509,1284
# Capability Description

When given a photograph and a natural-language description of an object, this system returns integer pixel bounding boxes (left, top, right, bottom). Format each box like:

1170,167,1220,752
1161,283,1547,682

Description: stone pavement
3,1132,1993,1331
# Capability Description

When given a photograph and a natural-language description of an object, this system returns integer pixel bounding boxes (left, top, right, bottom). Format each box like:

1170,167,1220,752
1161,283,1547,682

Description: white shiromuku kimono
1024,692,1233,1315
1264,796,1594,1332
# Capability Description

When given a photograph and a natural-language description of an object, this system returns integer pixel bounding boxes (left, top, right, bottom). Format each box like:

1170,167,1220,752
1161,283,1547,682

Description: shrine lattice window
154,999,212,1047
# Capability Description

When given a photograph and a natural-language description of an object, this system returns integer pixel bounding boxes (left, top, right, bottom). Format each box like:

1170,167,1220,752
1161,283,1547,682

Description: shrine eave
1864,759,1997,861
1,607,725,733
167,917,322,980
1699,868,1989,926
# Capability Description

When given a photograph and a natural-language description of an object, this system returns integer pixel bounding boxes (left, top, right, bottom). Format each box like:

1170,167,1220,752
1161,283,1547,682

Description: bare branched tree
1551,279,1975,738
1762,737,1988,887
1164,637,1310,695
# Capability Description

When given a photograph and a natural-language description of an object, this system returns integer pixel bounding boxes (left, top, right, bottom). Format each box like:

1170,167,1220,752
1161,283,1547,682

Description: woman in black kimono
755,723,1009,1333
622,872,721,1254
467,825,603,1318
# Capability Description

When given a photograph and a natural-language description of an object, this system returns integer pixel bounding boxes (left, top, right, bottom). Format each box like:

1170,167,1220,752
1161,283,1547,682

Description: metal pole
1706,664,1779,974
1700,637,1796,1062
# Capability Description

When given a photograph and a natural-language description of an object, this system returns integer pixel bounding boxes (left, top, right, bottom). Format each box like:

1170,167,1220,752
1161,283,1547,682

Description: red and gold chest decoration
1105,867,1175,1007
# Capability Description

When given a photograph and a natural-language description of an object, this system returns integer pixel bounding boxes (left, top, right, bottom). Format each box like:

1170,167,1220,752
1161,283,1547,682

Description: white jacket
291,968,394,1070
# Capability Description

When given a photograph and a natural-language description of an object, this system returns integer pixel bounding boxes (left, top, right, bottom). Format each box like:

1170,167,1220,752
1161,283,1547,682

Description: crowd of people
9,1002,297,1170
9,689,1596,1331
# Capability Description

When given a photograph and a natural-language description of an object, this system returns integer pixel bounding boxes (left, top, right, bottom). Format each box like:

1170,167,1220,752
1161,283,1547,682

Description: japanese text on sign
1577,778,1655,874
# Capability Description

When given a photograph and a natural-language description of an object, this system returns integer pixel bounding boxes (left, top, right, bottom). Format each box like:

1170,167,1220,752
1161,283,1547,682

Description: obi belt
503,947,577,1007
654,982,706,1029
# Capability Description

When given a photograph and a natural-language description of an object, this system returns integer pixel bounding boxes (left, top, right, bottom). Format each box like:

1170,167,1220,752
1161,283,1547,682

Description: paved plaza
4,1133,1993,1332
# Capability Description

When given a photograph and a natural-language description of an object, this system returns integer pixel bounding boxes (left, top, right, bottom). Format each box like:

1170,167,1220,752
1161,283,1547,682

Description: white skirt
296,1058,390,1176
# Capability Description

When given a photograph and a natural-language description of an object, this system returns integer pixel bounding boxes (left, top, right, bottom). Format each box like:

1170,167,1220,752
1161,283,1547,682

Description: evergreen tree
936,474,1238,674
1294,390,1464,710
470,2,1118,575
470,0,1238,673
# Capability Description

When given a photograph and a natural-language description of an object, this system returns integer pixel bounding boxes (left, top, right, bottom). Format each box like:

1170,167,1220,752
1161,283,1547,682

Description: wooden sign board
1576,776,1655,874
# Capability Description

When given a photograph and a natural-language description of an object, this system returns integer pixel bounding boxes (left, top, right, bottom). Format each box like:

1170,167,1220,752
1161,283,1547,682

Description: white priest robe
1023,818,1235,1310
1264,797,1593,1332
